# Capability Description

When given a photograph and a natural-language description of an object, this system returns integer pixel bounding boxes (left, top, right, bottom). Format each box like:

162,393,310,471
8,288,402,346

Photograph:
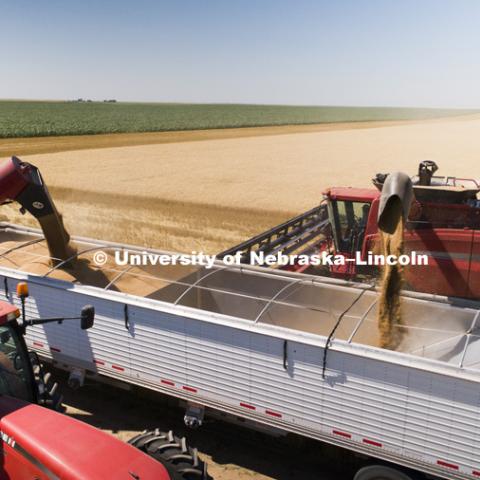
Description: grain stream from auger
377,198,405,349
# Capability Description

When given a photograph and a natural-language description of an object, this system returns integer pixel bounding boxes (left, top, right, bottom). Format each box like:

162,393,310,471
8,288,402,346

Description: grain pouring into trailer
375,172,413,349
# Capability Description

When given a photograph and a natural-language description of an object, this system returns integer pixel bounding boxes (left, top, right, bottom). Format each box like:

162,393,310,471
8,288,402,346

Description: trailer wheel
354,465,418,480
128,429,211,480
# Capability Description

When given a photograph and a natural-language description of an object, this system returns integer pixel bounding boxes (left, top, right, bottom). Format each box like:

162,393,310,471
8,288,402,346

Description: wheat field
0,187,289,254
1,114,479,254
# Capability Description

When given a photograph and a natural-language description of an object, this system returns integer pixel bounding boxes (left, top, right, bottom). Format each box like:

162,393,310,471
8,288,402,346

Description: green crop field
0,100,476,138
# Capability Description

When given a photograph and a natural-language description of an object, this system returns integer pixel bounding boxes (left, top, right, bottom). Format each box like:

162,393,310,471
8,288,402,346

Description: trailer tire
128,429,211,480
354,465,418,480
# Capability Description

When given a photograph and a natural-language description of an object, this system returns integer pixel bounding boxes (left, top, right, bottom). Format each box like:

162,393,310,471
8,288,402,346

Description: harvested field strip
0,118,458,157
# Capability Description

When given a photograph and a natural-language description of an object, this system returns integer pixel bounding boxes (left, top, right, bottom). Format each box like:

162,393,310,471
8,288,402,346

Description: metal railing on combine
218,203,329,262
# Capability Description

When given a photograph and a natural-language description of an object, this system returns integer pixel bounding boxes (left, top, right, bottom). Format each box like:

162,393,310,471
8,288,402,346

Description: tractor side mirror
80,305,95,330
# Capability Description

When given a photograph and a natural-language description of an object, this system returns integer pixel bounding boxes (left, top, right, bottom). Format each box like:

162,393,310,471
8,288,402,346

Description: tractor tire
29,352,64,412
354,465,419,480
128,429,211,480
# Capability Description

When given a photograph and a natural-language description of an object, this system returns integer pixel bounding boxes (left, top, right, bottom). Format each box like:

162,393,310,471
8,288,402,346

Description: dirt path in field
58,373,355,480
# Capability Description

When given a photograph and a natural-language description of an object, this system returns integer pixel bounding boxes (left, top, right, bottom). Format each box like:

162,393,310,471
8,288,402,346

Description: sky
1,0,480,107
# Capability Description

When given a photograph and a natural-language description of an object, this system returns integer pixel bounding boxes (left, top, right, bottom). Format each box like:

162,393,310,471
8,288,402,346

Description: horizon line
1,98,479,110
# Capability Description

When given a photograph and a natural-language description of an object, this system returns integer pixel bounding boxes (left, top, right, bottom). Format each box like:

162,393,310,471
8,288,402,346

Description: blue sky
1,0,479,107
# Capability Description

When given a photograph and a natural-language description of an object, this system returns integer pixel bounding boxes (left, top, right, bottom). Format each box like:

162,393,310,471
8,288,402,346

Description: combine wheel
354,465,419,480
128,429,211,480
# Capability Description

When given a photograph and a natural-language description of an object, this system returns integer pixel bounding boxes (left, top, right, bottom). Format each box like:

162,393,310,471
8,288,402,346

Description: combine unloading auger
376,171,413,231
375,172,414,348
0,156,76,265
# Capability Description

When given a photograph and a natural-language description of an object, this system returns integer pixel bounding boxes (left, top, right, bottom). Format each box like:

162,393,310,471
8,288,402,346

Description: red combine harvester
0,285,209,480
221,161,480,299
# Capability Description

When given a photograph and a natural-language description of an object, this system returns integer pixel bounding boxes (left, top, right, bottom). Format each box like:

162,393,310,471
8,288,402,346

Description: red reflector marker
265,410,282,418
240,402,256,410
363,439,382,447
333,430,352,439
111,365,124,372
183,386,197,393
33,341,44,348
437,460,458,470
94,359,105,366
161,379,175,387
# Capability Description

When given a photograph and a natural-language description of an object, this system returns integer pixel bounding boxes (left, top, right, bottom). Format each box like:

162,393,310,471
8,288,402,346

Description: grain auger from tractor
0,156,76,266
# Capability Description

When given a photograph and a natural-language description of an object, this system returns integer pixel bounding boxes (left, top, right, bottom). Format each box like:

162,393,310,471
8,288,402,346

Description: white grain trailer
0,224,479,480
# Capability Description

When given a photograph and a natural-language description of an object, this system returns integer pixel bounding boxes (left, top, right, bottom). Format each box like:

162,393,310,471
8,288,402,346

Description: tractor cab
323,187,379,257
0,283,95,406
0,302,33,402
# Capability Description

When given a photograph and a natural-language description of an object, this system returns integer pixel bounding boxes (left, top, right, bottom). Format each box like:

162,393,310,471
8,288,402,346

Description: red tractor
222,161,480,299
0,283,210,480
